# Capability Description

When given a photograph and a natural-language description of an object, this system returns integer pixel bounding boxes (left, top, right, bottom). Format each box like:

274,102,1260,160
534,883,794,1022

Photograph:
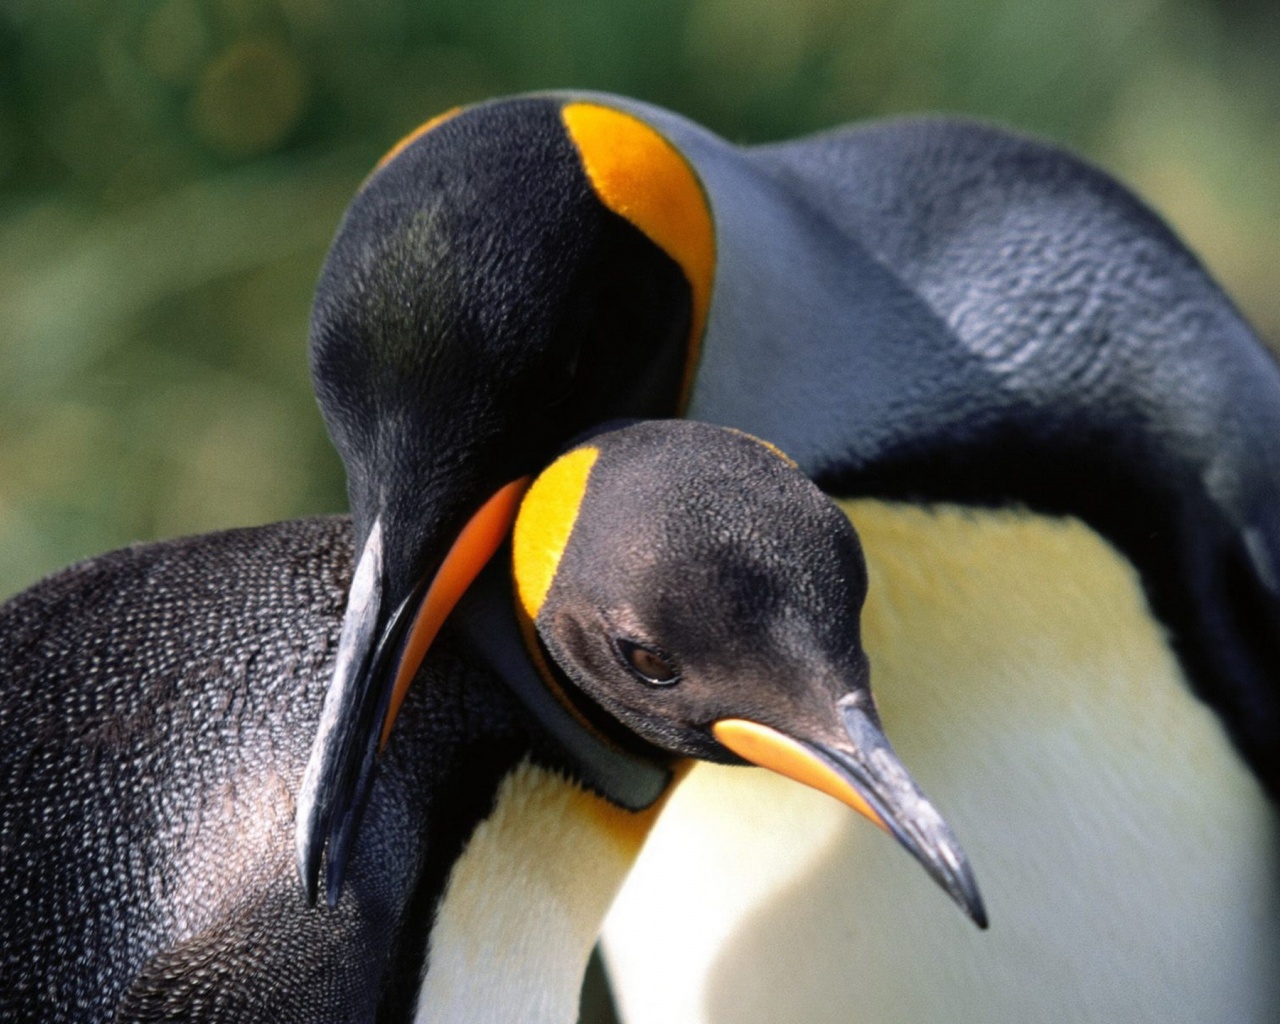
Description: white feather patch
604,502,1279,1024
415,760,654,1024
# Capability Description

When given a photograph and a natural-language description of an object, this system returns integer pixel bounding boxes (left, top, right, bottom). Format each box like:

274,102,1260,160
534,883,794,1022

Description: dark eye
613,637,679,686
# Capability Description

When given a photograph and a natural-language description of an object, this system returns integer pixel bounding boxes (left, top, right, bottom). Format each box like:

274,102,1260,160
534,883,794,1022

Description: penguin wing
685,116,1280,793
114,878,380,1024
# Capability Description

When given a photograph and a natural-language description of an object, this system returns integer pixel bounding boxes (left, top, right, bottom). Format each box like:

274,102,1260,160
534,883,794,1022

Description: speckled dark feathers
0,519,530,1023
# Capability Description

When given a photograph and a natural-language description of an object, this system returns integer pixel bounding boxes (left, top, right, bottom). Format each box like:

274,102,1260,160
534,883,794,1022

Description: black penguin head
512,421,987,928
297,96,716,902
310,97,712,590
515,421,870,758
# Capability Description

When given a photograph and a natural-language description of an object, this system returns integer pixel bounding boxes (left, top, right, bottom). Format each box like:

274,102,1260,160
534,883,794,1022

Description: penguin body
311,93,1279,1020
298,97,1278,872
0,518,524,1022
605,502,1280,1024
575,99,1280,1024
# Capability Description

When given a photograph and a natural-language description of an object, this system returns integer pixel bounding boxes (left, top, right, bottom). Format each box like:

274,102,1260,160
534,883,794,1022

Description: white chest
604,502,1280,1024
414,760,654,1024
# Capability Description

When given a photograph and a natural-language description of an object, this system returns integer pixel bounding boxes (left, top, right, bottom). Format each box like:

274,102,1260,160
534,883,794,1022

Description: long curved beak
713,698,987,929
295,479,530,905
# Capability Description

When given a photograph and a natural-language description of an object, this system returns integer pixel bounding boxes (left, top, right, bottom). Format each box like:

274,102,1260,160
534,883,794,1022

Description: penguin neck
413,758,662,1024
453,556,676,812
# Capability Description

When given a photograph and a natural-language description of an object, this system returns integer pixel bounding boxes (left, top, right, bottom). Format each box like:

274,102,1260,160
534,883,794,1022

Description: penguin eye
613,637,679,686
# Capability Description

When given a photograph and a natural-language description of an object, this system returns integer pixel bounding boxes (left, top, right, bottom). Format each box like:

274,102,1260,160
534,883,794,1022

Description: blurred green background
2,0,1279,600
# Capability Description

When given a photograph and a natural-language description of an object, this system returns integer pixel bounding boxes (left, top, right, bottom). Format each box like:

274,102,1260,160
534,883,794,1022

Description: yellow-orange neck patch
561,102,715,409
380,476,530,749
513,446,600,620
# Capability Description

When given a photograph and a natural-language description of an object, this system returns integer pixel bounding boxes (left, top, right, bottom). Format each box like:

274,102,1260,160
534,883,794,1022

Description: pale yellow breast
604,502,1280,1024
415,760,658,1024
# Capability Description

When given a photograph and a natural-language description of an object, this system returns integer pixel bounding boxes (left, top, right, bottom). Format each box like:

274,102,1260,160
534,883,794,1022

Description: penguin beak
295,478,530,905
712,699,988,929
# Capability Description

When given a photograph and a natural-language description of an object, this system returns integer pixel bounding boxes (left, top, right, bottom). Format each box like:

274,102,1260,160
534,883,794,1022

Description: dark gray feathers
0,518,527,1022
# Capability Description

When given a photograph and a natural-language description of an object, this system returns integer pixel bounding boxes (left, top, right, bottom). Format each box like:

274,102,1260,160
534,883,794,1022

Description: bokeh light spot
190,38,307,158
141,0,210,86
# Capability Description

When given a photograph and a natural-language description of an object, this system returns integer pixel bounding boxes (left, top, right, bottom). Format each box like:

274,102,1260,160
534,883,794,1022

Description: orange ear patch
379,476,530,749
561,103,715,408
513,446,600,621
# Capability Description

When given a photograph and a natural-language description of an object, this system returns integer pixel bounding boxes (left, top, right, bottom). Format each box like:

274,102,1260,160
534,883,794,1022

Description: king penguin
292,93,1280,1022
0,420,981,1022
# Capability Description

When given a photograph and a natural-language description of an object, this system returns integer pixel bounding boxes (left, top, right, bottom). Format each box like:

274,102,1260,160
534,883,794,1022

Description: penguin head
515,421,870,759
513,420,987,927
298,95,715,900
310,97,712,589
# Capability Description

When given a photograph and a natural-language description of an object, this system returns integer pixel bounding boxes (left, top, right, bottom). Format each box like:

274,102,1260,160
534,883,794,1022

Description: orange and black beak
715,698,987,928
295,480,529,905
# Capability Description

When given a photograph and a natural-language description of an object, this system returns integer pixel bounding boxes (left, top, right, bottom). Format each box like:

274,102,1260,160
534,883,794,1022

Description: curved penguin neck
585,92,988,475
413,759,660,1024
454,555,675,812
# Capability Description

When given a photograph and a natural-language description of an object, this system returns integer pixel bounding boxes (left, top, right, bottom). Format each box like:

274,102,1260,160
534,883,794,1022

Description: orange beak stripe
712,718,889,834
379,476,532,750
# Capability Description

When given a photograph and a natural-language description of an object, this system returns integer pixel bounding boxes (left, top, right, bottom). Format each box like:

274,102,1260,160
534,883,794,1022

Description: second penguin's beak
713,698,988,929
296,478,531,906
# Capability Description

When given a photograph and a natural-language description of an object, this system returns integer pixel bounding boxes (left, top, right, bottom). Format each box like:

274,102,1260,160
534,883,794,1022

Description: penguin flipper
114,880,379,1024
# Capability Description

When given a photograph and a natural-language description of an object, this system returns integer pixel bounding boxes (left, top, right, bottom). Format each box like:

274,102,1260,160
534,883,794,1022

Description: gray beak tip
837,701,989,931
